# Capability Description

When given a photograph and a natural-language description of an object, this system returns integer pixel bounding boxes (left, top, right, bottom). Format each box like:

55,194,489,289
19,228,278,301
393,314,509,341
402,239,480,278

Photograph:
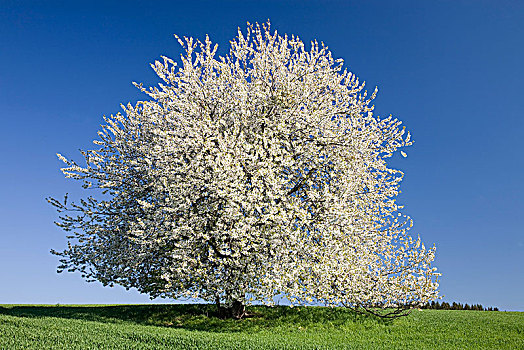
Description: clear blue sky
1,0,522,311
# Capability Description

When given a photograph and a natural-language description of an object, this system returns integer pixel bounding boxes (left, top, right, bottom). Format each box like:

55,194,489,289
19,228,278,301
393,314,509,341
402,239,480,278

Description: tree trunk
216,299,246,319
230,300,245,319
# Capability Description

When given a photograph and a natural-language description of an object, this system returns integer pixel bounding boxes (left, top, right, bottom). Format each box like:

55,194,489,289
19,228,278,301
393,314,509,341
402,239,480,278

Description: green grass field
0,304,522,349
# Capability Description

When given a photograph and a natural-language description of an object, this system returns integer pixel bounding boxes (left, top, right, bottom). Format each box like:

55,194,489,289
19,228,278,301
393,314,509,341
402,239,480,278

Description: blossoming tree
49,22,440,319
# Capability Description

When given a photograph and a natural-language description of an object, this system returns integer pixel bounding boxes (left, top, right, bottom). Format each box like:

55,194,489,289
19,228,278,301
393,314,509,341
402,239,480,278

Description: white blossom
49,21,439,318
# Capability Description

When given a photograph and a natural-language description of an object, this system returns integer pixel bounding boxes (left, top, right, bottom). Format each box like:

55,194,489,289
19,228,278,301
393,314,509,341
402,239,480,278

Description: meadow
0,304,522,349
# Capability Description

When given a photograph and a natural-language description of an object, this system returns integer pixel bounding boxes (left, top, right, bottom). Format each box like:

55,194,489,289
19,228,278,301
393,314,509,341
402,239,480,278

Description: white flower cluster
50,21,439,314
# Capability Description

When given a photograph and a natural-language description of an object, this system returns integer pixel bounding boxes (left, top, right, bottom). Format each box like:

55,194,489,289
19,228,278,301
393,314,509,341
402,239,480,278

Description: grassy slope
0,304,522,349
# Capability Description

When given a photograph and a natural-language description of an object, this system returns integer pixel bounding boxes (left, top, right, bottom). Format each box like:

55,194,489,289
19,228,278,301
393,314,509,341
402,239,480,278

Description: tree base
217,300,246,319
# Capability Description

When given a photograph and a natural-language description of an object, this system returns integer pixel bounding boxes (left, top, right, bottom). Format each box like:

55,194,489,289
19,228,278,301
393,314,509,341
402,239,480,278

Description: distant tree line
421,301,498,311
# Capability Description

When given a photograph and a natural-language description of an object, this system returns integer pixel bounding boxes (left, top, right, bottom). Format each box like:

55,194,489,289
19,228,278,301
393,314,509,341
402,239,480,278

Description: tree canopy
49,22,440,318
